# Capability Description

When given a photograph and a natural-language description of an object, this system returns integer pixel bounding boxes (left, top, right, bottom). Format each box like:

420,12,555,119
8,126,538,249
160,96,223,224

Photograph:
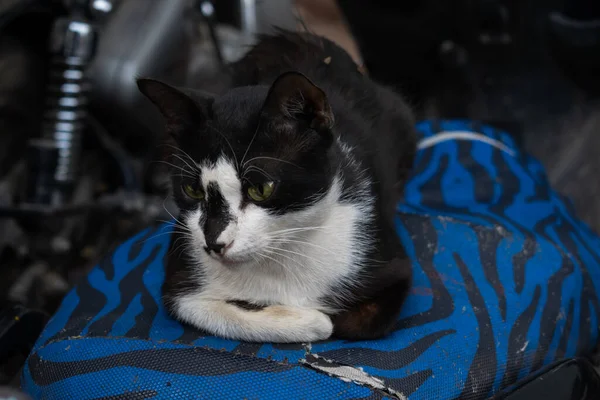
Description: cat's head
138,72,341,268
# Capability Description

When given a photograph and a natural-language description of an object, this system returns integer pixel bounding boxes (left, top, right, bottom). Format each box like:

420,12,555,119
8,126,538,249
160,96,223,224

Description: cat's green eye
247,181,275,202
182,183,205,200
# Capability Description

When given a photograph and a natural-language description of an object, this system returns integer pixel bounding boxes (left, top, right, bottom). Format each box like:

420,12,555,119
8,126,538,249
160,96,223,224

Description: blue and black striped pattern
22,120,600,399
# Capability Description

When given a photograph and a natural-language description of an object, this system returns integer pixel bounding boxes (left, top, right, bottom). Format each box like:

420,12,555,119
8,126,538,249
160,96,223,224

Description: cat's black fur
139,31,417,341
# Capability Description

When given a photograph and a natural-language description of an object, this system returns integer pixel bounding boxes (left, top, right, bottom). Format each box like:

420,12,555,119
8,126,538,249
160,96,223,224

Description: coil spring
42,55,90,185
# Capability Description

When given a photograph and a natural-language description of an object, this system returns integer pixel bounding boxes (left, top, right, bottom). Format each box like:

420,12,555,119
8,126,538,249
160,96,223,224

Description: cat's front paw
302,308,334,342
265,306,333,342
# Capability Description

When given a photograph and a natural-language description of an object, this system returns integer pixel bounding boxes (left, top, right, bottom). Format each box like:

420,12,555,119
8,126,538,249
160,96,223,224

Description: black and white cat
138,31,416,343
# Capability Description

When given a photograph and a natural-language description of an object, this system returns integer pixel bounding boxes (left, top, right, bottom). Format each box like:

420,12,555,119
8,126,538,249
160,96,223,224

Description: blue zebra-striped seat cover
22,120,600,399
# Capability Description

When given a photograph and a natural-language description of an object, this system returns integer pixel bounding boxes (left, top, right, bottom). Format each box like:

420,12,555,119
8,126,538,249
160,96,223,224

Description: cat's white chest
199,200,368,311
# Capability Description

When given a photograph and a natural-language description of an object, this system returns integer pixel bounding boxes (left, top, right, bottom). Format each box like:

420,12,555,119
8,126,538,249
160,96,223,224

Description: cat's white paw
264,306,333,342
174,295,334,343
297,307,334,342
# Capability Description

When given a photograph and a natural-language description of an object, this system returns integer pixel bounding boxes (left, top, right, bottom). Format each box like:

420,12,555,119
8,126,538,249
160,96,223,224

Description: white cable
417,130,516,157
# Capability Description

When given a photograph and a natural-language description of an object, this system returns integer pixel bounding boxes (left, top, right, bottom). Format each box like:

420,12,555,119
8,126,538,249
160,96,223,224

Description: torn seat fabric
21,120,600,399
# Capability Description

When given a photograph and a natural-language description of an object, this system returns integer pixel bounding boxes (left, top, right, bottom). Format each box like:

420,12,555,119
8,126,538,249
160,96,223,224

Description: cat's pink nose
205,241,234,255
222,240,234,253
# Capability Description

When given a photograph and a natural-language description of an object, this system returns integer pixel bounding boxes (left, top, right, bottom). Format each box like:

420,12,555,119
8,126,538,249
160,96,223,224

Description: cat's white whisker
161,200,187,228
177,172,199,180
208,125,240,171
171,154,199,175
142,230,180,244
154,160,195,175
156,224,194,239
171,240,191,256
170,236,186,250
243,156,303,169
255,251,294,275
163,144,197,168
258,251,306,287
243,165,275,181
271,234,385,265
264,245,327,268
268,238,337,255
266,229,327,239
267,226,327,235
156,219,177,226
170,230,195,239
156,219,181,227
240,118,262,166
262,247,305,269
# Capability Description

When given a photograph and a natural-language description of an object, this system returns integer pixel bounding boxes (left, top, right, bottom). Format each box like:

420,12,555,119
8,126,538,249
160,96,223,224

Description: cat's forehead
182,86,301,168
198,158,240,189
211,86,268,131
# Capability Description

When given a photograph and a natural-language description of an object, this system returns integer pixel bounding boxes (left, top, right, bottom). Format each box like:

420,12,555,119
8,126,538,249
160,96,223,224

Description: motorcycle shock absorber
26,1,109,207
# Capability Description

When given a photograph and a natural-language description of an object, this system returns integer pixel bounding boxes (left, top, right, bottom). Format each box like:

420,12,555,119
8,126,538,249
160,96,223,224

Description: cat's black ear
137,78,209,138
262,71,334,134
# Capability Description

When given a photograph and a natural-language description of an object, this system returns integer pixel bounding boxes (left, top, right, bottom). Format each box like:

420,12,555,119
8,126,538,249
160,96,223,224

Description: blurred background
0,0,599,382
